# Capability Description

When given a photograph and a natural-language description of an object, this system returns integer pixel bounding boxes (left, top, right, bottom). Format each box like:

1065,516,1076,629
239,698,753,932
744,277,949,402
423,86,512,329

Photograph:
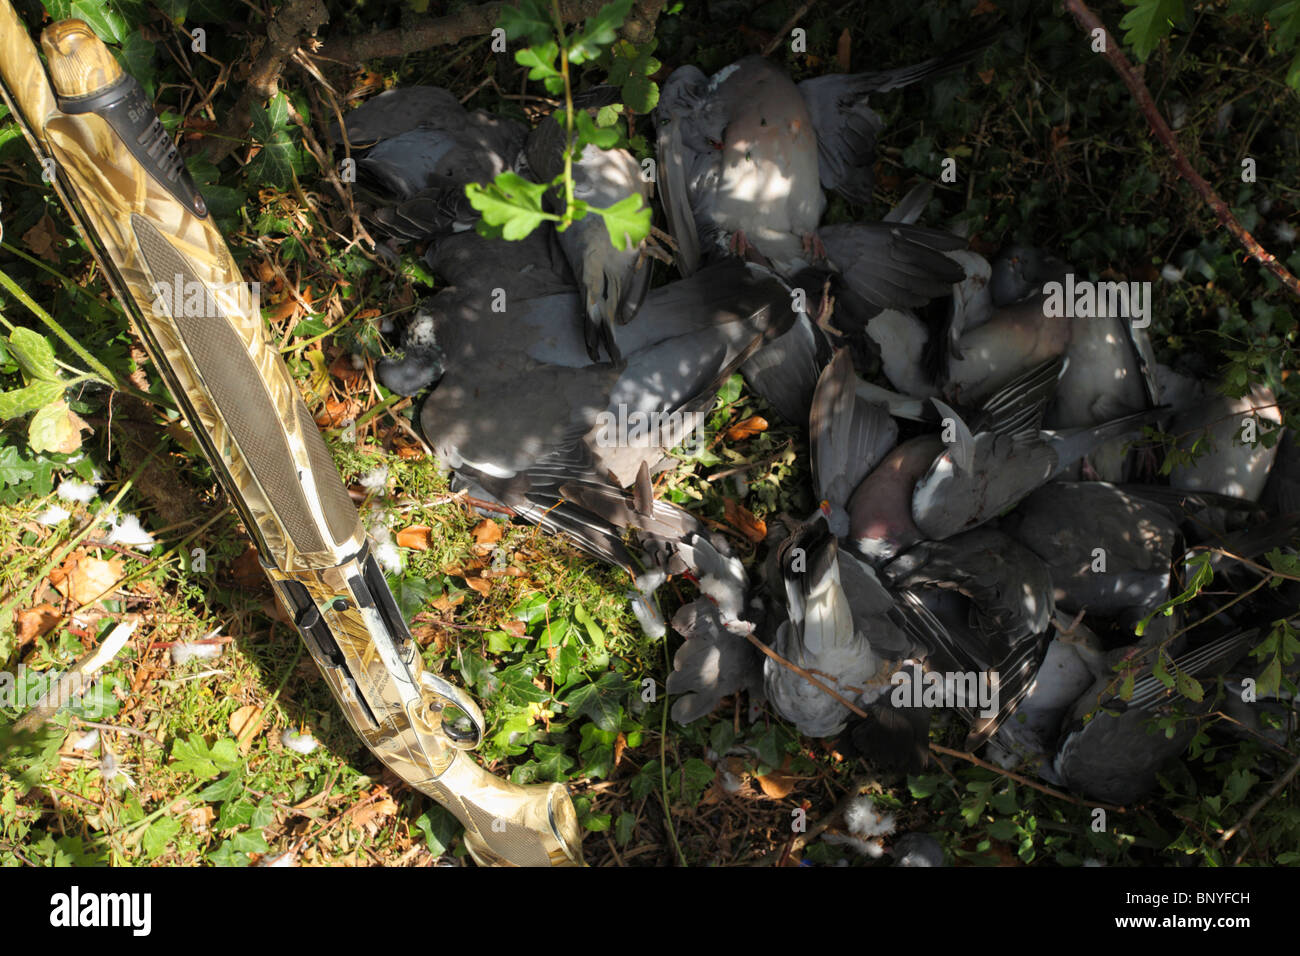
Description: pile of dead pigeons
328,38,1299,823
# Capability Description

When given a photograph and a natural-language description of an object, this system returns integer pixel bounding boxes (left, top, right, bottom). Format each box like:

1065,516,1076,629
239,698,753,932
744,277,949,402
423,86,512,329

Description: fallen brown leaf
329,351,366,384
228,704,264,755
471,519,502,553
971,0,999,14
756,756,795,800
49,553,124,606
431,593,465,612
314,396,360,428
613,732,627,769
351,796,398,829
187,805,215,830
395,525,431,550
725,415,769,442
22,212,61,262
15,603,60,647
464,574,492,596
502,620,526,639
724,499,767,544
232,547,268,590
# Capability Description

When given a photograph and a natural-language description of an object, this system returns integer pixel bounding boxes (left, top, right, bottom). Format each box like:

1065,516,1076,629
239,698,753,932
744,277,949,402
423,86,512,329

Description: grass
0,0,1298,867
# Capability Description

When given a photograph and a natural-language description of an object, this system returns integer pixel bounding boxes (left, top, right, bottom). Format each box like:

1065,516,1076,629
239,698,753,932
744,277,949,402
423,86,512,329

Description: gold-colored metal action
0,9,582,867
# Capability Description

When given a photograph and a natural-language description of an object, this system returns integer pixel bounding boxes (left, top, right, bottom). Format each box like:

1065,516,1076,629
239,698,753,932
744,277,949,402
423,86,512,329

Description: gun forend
2,15,583,866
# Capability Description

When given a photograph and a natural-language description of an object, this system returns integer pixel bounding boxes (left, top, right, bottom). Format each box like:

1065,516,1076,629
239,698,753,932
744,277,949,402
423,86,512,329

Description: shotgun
0,9,583,867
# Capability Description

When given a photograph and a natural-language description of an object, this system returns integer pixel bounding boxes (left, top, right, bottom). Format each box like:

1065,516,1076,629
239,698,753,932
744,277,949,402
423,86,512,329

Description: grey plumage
1001,481,1178,615
913,360,1165,541
809,348,898,537
1054,628,1259,805
885,528,1054,746
666,598,764,724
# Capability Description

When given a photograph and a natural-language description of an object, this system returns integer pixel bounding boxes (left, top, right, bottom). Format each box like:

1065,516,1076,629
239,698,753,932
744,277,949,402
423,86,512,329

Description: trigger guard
419,672,485,750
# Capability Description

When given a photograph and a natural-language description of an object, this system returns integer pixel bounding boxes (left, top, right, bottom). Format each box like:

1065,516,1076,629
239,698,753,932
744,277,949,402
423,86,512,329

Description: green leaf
1172,662,1204,702
244,131,301,190
28,400,76,454
207,840,249,867
250,92,291,142
69,0,129,43
466,173,554,241
8,328,58,382
499,0,554,45
622,71,659,113
141,816,181,859
565,671,632,731
170,733,240,780
574,109,619,150
570,0,633,62
389,574,436,622
198,770,243,803
118,30,156,81
231,828,269,854
532,742,575,781
1119,0,1185,62
677,757,715,806
987,818,1020,841
593,193,651,251
0,380,63,420
515,42,562,86
416,805,460,856
615,810,636,845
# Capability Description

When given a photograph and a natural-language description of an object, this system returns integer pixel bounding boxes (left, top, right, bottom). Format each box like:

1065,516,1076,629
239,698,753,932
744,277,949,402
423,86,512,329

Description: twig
929,742,1127,814
762,0,818,58
1216,749,1300,849
742,631,869,718
1062,0,1300,299
13,618,140,735
71,718,165,750
204,0,330,164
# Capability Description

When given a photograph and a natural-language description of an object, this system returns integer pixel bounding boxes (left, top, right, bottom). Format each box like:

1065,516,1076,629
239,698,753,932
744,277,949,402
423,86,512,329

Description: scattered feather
281,729,318,754
844,795,896,838
105,512,157,551
72,729,100,751
37,504,71,525
57,479,99,504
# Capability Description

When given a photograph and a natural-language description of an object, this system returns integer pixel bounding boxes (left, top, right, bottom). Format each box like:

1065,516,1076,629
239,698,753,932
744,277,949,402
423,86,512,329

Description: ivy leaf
141,817,181,859
594,193,650,251
564,671,632,731
676,756,715,806
118,30,155,82
416,805,460,856
69,0,129,43
245,131,300,190
198,770,243,804
532,742,575,781
466,173,553,240
250,92,290,142
1119,0,1185,62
